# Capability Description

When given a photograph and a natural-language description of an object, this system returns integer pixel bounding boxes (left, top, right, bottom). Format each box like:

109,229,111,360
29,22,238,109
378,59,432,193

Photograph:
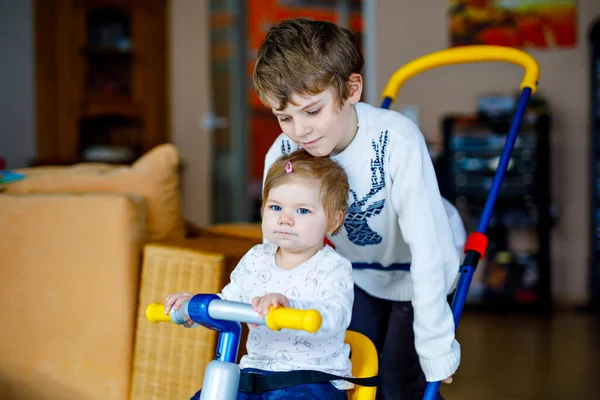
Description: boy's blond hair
262,150,349,235
253,18,364,111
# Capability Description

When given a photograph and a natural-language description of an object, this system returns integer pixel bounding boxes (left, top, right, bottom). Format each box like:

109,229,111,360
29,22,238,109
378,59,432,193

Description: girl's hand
164,291,195,327
250,293,290,325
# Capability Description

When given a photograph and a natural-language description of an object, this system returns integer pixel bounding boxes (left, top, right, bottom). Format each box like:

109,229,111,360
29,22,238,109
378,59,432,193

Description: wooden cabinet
34,0,167,165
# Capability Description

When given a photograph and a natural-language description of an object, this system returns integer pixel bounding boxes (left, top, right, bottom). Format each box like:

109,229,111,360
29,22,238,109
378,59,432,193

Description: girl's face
262,177,329,254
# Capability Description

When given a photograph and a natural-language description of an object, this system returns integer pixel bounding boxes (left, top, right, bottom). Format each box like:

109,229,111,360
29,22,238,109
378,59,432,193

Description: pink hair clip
285,161,293,173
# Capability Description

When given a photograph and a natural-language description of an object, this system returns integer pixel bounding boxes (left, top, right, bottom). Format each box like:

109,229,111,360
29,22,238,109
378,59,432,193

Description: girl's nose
278,212,294,226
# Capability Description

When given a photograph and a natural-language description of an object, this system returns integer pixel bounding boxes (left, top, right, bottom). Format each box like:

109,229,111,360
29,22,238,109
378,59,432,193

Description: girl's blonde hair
262,149,349,235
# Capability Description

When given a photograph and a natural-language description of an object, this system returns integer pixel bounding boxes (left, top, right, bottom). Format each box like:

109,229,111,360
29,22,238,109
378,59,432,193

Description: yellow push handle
146,302,173,323
382,45,540,101
265,306,322,333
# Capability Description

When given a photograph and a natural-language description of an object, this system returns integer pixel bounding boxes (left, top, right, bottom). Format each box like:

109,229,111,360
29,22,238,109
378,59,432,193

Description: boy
254,18,466,400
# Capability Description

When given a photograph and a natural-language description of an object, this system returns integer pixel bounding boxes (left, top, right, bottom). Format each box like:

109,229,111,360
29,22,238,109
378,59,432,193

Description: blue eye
270,205,282,211
297,208,310,215
307,109,321,116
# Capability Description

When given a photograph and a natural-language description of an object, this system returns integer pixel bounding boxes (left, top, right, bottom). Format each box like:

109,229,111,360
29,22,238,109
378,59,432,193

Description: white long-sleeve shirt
263,102,467,382
219,243,354,389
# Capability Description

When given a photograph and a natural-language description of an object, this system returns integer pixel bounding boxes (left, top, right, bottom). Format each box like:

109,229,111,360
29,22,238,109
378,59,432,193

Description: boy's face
262,177,329,254
268,75,362,157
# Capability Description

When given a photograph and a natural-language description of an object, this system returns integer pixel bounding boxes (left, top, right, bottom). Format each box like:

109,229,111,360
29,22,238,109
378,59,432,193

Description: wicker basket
130,236,260,400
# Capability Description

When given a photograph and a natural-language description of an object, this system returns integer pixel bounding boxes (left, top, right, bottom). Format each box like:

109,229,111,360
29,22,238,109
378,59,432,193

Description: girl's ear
327,210,345,235
347,73,363,105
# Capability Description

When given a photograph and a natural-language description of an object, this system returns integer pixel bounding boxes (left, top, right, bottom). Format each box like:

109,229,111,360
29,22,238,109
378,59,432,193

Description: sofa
0,144,262,400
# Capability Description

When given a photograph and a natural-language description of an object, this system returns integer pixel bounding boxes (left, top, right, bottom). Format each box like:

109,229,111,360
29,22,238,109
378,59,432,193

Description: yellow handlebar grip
146,302,172,323
382,45,539,101
265,307,322,333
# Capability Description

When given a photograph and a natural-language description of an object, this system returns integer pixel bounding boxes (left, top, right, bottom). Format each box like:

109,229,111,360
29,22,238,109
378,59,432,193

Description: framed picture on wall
448,0,577,49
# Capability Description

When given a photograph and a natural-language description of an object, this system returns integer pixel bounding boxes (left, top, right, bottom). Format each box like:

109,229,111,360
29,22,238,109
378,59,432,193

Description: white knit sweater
263,102,467,382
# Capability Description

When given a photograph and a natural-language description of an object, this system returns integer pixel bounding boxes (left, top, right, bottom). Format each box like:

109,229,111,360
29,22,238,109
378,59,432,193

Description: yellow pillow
14,163,122,177
6,144,185,242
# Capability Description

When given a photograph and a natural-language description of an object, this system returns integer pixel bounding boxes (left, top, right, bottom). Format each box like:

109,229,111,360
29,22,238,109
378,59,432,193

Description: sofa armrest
0,193,145,400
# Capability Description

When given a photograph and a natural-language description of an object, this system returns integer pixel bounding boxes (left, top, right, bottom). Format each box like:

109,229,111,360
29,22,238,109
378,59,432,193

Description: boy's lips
302,137,321,146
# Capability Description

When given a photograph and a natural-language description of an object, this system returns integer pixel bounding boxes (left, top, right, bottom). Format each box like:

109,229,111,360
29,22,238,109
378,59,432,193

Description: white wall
169,0,213,228
374,0,600,304
0,0,35,169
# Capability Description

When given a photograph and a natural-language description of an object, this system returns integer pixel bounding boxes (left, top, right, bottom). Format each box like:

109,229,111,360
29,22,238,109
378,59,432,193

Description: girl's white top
220,243,354,389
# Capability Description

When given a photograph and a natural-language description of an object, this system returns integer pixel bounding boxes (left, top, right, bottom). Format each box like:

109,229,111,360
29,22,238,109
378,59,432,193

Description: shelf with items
34,0,167,167
82,45,133,56
84,6,134,107
79,4,139,163
86,5,133,52
439,100,553,315
85,54,133,94
79,115,143,164
82,94,143,119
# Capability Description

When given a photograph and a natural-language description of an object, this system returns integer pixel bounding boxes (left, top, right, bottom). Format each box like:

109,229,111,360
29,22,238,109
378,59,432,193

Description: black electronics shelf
439,105,553,315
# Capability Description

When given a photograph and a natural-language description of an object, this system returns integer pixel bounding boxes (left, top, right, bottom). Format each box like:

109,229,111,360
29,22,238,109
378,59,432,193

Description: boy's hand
442,376,453,384
164,291,195,327
249,293,290,327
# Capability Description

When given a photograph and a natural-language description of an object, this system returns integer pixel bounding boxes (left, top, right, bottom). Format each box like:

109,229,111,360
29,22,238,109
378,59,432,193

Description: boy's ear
347,73,363,105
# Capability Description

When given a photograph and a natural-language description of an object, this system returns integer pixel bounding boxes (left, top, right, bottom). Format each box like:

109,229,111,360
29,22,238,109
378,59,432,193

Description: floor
439,310,600,400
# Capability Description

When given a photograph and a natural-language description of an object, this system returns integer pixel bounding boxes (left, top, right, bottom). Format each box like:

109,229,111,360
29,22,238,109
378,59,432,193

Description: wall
168,0,213,228
0,0,35,169
374,0,600,304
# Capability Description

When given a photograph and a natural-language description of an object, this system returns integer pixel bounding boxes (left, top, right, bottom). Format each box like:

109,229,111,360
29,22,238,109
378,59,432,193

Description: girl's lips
275,231,295,236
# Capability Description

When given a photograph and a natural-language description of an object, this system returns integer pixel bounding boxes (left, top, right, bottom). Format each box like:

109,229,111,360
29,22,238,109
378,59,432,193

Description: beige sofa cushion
0,193,145,400
6,144,184,242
